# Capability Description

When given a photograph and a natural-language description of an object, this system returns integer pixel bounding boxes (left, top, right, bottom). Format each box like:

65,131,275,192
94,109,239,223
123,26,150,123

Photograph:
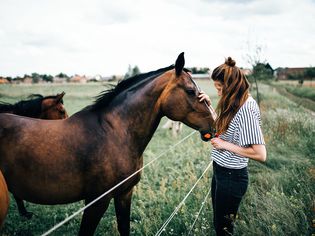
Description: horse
0,170,9,228
0,92,68,120
0,92,68,220
0,53,216,235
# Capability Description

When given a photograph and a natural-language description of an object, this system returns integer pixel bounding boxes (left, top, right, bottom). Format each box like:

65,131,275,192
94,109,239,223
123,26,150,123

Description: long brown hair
212,57,249,134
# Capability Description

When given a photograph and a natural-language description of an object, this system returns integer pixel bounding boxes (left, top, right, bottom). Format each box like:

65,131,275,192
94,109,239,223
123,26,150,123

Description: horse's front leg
79,197,110,236
13,195,33,219
114,189,133,236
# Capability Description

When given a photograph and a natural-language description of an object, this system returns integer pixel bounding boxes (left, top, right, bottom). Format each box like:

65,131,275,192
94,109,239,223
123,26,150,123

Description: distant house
69,75,87,83
265,63,274,72
88,74,103,82
241,68,252,76
0,77,9,84
275,67,306,80
253,63,274,76
87,74,116,82
23,77,33,84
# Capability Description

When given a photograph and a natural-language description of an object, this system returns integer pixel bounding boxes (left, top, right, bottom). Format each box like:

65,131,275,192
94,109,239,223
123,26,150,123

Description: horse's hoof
20,211,34,219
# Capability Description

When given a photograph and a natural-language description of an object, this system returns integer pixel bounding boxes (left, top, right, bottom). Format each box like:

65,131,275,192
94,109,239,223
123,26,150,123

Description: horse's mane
90,65,175,111
0,94,64,118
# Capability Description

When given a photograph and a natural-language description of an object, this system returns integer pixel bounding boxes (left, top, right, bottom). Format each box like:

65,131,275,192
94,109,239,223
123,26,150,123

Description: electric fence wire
155,161,213,236
41,130,197,236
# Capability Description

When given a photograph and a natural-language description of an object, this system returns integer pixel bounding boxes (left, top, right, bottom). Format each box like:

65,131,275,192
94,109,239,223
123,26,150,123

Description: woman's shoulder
241,95,259,111
236,96,261,120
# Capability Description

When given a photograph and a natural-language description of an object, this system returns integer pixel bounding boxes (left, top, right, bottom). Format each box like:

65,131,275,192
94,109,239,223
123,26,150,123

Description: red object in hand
204,133,211,139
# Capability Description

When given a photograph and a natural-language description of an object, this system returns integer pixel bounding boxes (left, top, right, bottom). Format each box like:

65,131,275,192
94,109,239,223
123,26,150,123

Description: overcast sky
1,0,315,77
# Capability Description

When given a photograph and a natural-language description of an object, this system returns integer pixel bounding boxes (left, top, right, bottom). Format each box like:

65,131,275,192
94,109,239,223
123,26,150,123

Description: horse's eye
186,89,195,96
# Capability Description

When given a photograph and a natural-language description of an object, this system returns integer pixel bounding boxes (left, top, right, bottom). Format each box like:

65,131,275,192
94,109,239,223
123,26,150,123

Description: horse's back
0,112,34,127
0,113,38,140
0,113,95,204
0,170,9,227
0,112,63,135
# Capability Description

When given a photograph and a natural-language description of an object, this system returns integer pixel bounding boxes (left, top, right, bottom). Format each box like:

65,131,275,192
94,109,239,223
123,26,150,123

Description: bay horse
0,53,216,235
0,92,68,220
0,92,68,120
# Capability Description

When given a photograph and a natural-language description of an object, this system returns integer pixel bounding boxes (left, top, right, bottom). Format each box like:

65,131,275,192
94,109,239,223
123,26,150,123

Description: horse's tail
0,102,15,113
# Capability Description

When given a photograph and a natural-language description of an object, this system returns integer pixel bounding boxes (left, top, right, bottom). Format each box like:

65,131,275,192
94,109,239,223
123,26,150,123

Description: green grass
280,84,315,102
270,81,315,108
0,81,314,236
285,86,315,103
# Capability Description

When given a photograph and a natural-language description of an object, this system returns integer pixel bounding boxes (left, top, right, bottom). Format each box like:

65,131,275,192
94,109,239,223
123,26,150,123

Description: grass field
0,80,314,236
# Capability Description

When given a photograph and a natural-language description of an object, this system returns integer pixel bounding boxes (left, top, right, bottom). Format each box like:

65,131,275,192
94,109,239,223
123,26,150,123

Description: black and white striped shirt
211,96,265,169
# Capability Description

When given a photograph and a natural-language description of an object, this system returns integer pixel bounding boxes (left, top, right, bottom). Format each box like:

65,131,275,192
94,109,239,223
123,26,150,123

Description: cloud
0,0,314,76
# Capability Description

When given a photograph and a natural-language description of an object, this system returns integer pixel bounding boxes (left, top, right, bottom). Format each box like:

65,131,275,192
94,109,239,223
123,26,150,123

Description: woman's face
213,81,223,96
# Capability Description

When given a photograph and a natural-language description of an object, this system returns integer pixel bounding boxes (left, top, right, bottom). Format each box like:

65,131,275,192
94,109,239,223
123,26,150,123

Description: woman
199,57,266,235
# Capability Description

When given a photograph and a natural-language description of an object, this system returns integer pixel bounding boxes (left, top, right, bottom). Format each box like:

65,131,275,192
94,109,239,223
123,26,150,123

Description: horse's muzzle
200,130,213,142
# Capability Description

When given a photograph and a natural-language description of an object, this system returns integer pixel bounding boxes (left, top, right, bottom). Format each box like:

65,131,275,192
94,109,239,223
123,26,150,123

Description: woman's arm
211,138,267,162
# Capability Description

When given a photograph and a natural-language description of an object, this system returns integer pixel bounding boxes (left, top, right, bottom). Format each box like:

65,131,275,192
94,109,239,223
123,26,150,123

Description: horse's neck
15,103,40,118
103,76,168,154
0,103,15,114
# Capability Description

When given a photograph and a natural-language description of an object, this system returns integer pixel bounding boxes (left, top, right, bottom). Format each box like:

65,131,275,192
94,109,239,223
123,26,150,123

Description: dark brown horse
0,92,68,219
0,92,68,120
0,53,215,235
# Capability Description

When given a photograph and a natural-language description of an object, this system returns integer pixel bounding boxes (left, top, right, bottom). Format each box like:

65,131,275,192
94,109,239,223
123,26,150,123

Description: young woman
199,57,266,235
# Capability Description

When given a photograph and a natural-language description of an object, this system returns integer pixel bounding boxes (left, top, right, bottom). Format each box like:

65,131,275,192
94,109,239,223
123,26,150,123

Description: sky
0,0,315,77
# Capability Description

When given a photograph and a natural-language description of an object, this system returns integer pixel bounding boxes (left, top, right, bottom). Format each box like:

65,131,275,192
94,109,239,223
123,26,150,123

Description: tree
132,66,140,76
304,67,315,79
243,42,267,107
124,65,140,79
5,77,12,82
251,63,274,81
56,73,69,79
31,72,41,83
42,74,53,83
189,67,210,74
304,66,315,86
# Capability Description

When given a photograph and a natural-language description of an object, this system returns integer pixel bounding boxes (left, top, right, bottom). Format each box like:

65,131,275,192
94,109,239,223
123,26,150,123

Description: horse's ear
175,52,185,77
55,92,65,104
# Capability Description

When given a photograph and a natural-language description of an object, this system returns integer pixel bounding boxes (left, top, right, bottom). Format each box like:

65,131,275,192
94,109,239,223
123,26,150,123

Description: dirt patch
309,168,315,179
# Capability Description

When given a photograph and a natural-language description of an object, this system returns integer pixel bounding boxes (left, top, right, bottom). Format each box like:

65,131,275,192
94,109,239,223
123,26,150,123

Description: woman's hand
210,138,226,150
211,138,267,162
198,91,211,106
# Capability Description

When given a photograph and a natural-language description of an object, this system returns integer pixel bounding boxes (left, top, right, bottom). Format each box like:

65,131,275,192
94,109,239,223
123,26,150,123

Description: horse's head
159,53,216,141
40,92,69,120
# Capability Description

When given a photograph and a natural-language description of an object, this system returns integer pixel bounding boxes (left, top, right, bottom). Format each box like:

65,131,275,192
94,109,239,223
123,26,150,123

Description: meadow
0,80,314,236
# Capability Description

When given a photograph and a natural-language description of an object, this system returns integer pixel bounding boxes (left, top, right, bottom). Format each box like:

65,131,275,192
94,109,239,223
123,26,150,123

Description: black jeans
211,161,248,236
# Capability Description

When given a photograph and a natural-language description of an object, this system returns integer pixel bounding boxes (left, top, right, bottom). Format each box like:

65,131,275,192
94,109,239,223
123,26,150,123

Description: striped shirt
211,96,265,169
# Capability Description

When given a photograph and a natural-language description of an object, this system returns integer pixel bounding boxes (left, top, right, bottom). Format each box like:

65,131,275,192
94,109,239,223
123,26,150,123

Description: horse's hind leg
78,197,110,236
13,195,33,219
114,189,133,236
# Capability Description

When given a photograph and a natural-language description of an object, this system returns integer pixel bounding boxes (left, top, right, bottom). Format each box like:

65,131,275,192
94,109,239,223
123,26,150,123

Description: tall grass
284,84,315,102
270,83,315,112
0,81,314,236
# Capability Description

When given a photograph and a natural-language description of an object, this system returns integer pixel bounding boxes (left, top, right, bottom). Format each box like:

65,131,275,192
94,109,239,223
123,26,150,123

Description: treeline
2,66,210,84
3,72,70,83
